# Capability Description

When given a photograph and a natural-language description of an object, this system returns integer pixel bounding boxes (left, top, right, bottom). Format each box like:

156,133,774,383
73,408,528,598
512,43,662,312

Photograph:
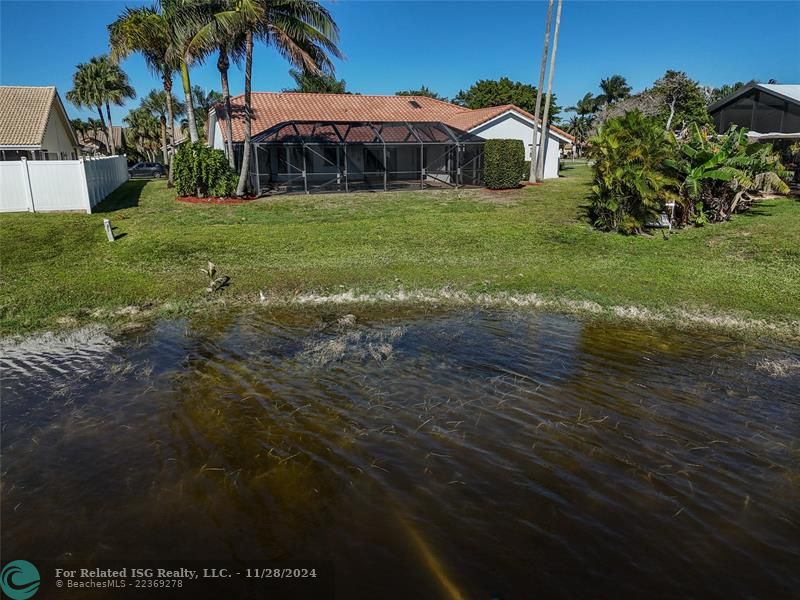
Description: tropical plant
124,106,162,162
586,111,679,233
395,85,444,100
202,0,342,196
707,80,756,104
566,92,599,117
484,139,525,189
596,75,632,106
286,68,347,93
70,118,88,143
141,90,185,164
565,115,590,155
186,3,246,168
87,118,104,144
110,2,192,183
109,0,204,150
66,55,135,154
172,141,239,197
666,124,789,223
181,86,222,137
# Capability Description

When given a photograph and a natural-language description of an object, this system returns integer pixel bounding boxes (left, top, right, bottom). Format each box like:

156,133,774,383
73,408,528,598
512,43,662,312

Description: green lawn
1,164,799,335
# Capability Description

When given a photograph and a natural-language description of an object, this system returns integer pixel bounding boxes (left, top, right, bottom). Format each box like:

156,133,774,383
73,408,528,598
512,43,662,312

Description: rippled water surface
2,309,799,598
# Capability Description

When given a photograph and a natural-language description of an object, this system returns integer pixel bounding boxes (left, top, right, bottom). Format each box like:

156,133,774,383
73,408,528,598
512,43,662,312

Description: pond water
2,309,799,598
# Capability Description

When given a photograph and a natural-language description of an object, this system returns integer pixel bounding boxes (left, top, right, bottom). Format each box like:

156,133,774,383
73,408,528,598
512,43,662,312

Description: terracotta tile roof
0,86,58,146
215,93,574,143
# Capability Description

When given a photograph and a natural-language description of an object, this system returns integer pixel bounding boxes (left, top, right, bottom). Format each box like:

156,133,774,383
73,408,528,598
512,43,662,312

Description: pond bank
13,287,798,344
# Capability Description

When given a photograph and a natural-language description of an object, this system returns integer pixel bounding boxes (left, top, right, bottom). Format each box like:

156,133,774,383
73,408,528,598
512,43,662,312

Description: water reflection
2,308,799,598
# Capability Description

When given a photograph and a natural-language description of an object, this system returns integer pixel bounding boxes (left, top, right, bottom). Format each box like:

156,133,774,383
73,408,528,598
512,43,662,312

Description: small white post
103,219,115,242
20,157,35,212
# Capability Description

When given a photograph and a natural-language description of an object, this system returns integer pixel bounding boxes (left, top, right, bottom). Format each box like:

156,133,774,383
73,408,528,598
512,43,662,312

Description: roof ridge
0,85,56,89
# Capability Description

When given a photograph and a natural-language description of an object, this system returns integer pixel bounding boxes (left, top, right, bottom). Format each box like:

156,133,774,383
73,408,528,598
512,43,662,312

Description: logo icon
0,561,40,599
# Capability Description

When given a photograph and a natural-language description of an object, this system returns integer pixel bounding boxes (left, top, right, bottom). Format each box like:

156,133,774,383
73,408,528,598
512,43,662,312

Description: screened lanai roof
214,92,575,143
252,120,485,145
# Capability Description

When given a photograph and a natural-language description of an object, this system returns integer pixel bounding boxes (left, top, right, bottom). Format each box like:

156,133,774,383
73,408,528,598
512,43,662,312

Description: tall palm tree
529,0,554,183
142,90,185,164
110,1,203,179
535,0,563,182
597,75,631,106
66,56,135,155
206,0,342,196
189,6,246,168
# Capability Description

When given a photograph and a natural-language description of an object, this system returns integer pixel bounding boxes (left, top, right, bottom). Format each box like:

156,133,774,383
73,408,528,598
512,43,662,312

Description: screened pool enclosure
234,121,486,195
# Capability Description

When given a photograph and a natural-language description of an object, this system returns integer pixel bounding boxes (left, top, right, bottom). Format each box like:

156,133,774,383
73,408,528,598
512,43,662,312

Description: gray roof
709,83,800,112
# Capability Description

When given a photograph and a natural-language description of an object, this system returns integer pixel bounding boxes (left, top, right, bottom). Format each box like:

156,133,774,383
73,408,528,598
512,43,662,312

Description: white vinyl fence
0,155,129,214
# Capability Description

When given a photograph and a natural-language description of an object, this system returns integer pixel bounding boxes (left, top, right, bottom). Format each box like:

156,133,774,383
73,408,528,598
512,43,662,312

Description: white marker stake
103,219,115,242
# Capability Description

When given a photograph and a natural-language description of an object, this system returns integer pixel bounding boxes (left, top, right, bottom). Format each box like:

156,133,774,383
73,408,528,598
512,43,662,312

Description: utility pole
529,0,554,183
535,0,563,182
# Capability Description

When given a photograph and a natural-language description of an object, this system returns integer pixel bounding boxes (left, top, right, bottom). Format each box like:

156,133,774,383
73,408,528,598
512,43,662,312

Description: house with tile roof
207,92,573,194
0,86,80,160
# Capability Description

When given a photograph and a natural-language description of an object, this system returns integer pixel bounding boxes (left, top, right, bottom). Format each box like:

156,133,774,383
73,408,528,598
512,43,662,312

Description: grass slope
1,164,799,334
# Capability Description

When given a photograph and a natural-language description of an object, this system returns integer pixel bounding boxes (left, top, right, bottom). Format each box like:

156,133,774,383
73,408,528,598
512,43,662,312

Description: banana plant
666,124,788,222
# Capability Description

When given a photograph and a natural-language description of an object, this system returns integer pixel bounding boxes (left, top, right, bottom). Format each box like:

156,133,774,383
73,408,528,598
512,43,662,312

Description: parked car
128,162,166,178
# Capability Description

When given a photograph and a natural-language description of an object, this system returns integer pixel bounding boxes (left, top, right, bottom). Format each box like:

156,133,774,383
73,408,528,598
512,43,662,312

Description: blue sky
1,1,798,123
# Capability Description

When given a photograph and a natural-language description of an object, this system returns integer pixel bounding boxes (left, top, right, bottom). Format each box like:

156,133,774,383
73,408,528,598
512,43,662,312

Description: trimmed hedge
173,142,239,197
484,139,525,189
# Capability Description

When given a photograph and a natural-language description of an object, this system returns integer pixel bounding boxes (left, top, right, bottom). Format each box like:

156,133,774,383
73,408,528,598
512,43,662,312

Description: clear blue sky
1,1,798,124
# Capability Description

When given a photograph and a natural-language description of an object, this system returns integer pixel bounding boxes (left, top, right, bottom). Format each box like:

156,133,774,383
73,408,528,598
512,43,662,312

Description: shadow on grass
93,179,148,213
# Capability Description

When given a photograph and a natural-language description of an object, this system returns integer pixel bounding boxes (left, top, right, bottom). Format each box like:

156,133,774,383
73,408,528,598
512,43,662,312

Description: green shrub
173,142,239,197
522,160,531,180
484,139,525,189
586,111,678,233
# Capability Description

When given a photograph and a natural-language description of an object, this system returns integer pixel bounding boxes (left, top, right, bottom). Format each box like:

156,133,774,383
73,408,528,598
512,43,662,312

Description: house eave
467,109,575,144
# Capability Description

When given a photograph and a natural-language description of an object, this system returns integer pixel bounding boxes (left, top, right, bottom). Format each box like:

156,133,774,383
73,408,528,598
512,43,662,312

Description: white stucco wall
40,104,79,159
209,117,226,151
470,112,565,179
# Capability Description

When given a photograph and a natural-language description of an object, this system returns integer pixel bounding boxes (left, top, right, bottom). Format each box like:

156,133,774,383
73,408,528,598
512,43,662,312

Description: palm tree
87,117,104,149
191,86,223,137
70,118,88,145
564,115,590,156
567,92,598,117
67,56,135,155
142,90,185,164
124,106,161,162
535,0,563,182
205,0,342,195
188,5,246,168
110,1,203,179
530,0,554,183
597,75,631,106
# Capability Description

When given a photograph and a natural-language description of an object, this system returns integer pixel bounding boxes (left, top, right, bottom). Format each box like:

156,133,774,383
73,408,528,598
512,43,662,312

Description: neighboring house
207,93,573,194
77,126,128,156
0,86,81,160
709,83,800,141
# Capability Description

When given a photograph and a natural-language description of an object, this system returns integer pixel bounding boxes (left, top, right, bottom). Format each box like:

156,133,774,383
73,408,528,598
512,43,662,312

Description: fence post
77,157,93,214
20,157,35,212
